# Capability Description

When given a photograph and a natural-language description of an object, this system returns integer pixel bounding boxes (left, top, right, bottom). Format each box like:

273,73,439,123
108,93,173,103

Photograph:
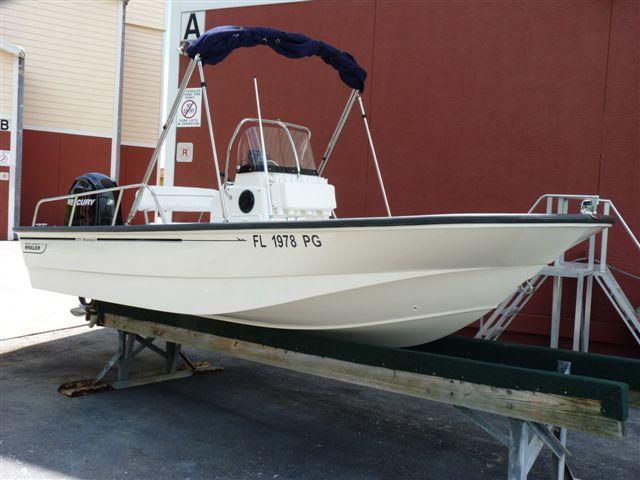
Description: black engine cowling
64,173,123,226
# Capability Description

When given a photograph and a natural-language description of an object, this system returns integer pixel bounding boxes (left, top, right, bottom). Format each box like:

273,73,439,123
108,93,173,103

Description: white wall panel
0,0,119,134
126,0,166,31
0,50,13,116
121,24,164,145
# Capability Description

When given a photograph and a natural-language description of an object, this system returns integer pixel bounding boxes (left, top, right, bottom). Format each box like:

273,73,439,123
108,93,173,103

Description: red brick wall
20,130,111,227
119,144,155,223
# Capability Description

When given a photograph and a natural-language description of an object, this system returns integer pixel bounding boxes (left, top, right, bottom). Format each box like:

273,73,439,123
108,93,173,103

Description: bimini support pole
126,54,200,224
253,77,272,219
318,89,358,176
197,60,228,221
356,93,392,217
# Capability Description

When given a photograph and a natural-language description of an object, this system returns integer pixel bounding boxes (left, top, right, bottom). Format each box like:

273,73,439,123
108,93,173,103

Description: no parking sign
177,88,202,128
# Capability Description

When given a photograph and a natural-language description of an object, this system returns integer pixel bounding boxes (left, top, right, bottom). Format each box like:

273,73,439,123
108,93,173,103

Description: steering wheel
267,159,279,167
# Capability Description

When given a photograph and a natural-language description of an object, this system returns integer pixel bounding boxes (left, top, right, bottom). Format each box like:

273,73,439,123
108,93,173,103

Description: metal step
477,263,640,350
476,275,547,341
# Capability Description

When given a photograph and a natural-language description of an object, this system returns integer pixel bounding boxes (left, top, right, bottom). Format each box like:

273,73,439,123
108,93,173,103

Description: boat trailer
62,301,639,480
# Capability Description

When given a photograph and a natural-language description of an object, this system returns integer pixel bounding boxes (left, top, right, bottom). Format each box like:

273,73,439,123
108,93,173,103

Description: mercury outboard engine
64,173,123,226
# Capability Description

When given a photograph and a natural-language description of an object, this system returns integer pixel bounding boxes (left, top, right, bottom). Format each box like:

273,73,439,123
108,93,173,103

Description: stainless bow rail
31,183,167,226
477,193,640,351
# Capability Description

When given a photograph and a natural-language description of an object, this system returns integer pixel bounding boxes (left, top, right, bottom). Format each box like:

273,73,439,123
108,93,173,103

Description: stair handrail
529,194,639,252
600,198,640,251
528,193,599,213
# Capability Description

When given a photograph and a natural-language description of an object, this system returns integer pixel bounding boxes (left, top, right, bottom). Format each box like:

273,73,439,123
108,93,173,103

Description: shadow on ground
1,328,638,479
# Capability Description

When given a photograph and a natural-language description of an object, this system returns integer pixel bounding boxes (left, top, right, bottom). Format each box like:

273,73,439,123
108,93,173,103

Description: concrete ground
1,241,639,479
0,241,84,340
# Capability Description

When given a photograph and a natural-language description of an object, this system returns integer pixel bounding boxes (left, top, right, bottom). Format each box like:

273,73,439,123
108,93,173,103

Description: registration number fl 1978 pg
253,234,322,248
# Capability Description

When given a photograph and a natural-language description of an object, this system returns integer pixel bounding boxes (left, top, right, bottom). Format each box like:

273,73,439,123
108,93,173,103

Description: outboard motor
64,173,123,226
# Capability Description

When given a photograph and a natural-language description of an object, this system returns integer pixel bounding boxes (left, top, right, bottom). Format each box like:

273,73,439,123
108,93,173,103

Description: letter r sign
177,142,193,163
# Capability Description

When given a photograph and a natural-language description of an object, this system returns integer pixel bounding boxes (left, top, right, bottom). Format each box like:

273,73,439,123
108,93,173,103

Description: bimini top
184,25,367,92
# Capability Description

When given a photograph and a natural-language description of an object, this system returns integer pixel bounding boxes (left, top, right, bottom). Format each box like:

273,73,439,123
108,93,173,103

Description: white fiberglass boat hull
16,214,611,347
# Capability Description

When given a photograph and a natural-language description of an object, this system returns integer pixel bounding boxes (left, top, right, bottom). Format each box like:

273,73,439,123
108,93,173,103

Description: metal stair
476,274,547,341
477,194,640,352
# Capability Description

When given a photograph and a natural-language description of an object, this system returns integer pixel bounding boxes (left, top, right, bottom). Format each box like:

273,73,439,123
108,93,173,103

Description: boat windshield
232,120,316,176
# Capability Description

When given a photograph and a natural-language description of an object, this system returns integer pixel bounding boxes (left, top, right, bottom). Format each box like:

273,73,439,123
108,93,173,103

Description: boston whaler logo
22,242,47,254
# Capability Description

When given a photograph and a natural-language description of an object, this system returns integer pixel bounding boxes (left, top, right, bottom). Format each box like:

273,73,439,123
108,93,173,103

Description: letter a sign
182,11,204,40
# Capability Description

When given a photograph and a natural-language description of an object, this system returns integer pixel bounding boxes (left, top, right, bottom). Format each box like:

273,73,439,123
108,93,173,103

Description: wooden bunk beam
413,336,640,407
95,302,633,438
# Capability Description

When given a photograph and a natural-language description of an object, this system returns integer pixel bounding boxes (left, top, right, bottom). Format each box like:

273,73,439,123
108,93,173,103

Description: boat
15,26,613,347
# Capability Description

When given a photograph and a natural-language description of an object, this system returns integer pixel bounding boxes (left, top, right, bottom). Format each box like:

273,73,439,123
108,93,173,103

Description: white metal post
600,202,611,272
253,77,272,219
10,53,24,239
1,42,24,240
545,197,553,214
356,93,391,217
549,198,565,348
552,361,571,480
581,234,596,351
197,60,228,221
110,0,126,182
508,419,528,480
572,275,585,351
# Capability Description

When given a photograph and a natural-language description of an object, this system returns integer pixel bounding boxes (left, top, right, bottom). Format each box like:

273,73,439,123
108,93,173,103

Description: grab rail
32,183,167,227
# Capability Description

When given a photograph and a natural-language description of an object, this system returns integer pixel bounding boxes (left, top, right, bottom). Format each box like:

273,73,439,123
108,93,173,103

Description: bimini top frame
126,25,391,225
